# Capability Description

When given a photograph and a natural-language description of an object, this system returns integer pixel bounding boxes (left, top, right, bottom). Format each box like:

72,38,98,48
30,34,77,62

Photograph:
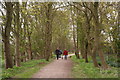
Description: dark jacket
55,49,60,55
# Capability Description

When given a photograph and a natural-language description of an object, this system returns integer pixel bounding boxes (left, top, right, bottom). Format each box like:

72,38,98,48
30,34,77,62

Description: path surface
32,55,73,78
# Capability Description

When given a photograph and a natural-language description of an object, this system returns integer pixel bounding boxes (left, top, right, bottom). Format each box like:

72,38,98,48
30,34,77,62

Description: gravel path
32,57,73,78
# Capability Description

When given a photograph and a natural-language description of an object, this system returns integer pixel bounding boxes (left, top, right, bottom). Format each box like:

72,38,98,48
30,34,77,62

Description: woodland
0,1,120,79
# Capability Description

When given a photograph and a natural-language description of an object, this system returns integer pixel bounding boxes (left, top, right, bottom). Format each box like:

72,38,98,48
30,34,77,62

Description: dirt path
32,57,73,78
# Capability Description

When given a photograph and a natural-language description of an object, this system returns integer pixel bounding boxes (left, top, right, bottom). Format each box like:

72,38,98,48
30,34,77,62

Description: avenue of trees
0,1,119,69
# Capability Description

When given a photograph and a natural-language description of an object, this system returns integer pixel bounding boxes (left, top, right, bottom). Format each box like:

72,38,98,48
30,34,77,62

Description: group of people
55,48,68,60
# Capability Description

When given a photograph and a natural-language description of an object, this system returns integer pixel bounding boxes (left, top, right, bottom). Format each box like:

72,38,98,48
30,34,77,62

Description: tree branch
0,9,5,16
68,2,86,13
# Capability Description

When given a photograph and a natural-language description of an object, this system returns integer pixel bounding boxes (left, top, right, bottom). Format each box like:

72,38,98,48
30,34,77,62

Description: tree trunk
72,8,80,59
91,53,99,67
73,25,78,58
83,7,92,63
76,24,80,59
4,2,13,69
84,41,88,63
93,2,108,69
28,35,32,60
117,2,120,66
15,2,20,67
44,3,53,61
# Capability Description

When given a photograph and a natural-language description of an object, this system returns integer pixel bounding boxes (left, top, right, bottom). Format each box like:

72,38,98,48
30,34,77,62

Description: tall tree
93,2,108,69
4,2,13,69
70,6,80,59
44,3,53,61
15,2,20,66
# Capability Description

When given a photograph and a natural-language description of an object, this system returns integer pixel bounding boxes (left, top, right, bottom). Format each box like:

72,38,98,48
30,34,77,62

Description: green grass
71,56,119,78
2,59,53,79
13,63,44,78
105,54,120,67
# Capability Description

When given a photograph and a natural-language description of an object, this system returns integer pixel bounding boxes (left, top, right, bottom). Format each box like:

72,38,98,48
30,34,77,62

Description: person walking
55,48,60,60
63,49,68,60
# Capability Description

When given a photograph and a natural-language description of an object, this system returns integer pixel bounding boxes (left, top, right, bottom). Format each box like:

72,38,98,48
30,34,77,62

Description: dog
69,56,72,58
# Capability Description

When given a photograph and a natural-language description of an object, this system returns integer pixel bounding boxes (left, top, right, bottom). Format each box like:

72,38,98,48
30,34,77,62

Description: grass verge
71,56,118,78
2,59,53,79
